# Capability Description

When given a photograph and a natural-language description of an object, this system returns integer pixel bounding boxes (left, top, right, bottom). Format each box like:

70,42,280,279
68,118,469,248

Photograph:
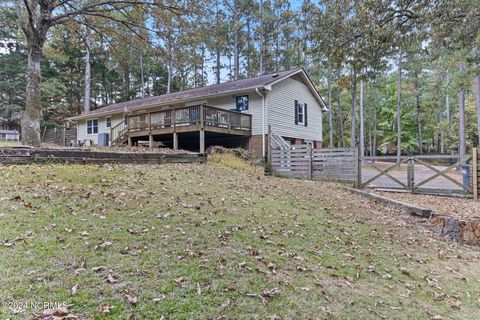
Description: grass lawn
1,159,479,319
0,140,22,147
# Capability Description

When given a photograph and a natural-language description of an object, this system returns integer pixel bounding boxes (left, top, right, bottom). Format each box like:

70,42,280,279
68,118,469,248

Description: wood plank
361,160,408,189
414,157,472,192
344,186,432,217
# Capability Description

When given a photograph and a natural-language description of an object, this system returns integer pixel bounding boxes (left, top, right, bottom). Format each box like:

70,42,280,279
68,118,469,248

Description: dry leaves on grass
36,307,77,320
99,304,114,314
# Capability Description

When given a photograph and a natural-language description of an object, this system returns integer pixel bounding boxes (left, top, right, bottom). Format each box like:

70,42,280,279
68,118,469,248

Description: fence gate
268,130,358,183
361,148,478,198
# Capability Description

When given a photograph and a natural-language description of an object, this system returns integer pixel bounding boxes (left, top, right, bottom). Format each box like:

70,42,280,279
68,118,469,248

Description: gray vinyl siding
267,77,323,141
188,91,264,135
77,114,123,144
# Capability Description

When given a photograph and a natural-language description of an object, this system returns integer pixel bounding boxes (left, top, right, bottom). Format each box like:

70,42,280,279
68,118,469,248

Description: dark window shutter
294,100,298,125
304,103,308,126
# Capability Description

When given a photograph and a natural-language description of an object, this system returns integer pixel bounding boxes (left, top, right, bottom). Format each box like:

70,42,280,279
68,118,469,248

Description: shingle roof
70,68,303,120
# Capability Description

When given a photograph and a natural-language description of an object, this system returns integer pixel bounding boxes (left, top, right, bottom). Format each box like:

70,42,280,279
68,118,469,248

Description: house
0,129,20,141
69,68,328,156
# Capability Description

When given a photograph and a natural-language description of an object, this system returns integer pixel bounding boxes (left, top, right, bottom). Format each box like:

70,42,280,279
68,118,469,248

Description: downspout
255,88,266,158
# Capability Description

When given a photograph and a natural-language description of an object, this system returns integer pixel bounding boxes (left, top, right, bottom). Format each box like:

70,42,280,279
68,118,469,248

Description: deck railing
128,105,251,133
110,120,127,145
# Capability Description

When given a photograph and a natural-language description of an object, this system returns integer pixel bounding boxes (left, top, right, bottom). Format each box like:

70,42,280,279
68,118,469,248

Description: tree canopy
0,0,478,153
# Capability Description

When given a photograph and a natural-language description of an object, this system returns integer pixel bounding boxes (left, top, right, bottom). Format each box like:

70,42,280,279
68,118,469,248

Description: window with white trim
297,103,305,124
87,119,98,134
106,117,112,128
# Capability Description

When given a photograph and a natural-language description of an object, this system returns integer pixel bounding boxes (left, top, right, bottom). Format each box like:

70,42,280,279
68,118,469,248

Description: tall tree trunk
338,86,345,148
259,0,264,75
201,46,206,87
216,48,221,84
328,78,333,147
140,54,145,98
22,42,44,146
475,75,480,147
446,72,450,123
458,61,466,156
416,82,423,155
359,78,364,157
167,59,172,94
83,36,91,113
233,0,239,80
123,65,131,100
368,122,372,157
396,48,402,165
350,68,357,147
373,107,377,157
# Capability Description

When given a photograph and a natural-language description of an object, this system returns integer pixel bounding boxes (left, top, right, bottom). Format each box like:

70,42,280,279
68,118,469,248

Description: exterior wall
199,91,264,135
76,113,123,144
266,77,323,142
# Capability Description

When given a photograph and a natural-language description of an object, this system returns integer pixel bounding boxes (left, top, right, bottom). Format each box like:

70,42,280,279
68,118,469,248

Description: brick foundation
249,135,265,157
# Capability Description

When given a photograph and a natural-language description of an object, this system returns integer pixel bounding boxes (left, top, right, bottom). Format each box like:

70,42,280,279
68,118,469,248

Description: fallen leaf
106,274,119,283
92,266,108,272
153,295,166,302
71,284,78,296
220,299,230,309
99,304,114,313
262,287,280,298
95,241,112,250
126,294,138,305
3,241,14,247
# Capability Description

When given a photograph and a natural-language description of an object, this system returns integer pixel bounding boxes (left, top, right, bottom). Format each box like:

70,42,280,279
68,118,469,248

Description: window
87,119,98,134
297,103,304,124
294,100,308,126
236,95,249,111
106,117,112,128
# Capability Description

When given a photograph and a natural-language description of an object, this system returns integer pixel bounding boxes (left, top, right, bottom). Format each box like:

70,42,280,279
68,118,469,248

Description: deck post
149,134,153,148
173,132,178,150
473,147,478,200
199,129,205,153
199,105,205,153
128,136,132,147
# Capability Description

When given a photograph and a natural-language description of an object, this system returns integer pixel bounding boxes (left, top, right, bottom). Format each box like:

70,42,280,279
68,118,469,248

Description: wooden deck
110,105,252,152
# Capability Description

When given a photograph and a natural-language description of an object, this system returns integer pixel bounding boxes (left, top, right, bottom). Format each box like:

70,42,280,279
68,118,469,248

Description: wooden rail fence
361,148,479,199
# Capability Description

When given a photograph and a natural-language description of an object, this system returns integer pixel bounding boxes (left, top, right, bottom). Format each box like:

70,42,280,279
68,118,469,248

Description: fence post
407,155,415,191
473,148,478,200
267,125,272,174
308,143,313,180
354,144,361,188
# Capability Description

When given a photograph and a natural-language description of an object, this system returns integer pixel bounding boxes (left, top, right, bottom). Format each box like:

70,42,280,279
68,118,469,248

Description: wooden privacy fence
269,144,358,183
